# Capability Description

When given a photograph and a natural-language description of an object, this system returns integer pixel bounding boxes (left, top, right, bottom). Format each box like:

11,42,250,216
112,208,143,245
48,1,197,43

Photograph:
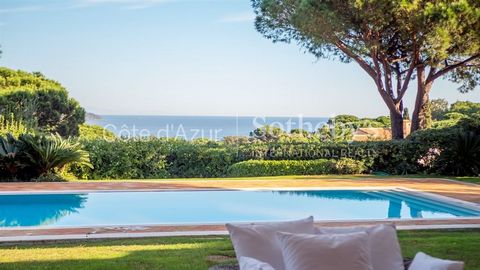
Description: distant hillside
86,112,101,120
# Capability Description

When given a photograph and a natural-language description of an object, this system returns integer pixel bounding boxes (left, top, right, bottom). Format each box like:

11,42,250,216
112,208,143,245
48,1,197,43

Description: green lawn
0,230,479,270
448,176,480,185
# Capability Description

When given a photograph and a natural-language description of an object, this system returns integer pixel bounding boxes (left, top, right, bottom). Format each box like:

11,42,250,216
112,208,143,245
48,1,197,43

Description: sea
87,115,330,140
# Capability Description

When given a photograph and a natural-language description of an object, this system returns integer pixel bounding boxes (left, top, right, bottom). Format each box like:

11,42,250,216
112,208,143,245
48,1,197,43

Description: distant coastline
86,115,329,140
85,112,102,121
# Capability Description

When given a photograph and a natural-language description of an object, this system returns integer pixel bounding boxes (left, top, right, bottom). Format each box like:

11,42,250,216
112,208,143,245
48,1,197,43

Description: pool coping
3,224,480,243
1,186,480,242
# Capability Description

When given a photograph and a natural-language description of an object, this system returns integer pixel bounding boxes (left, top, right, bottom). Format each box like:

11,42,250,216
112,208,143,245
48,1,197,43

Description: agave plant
20,133,93,176
0,133,26,178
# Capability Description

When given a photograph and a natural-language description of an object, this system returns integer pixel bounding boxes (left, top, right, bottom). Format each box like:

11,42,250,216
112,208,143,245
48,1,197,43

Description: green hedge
66,117,479,180
69,139,429,179
71,139,170,179
228,158,365,177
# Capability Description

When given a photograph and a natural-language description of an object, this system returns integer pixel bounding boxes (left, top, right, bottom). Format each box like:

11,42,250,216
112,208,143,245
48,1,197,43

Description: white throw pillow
315,224,404,270
226,217,315,270
276,231,374,270
239,257,276,270
409,252,464,270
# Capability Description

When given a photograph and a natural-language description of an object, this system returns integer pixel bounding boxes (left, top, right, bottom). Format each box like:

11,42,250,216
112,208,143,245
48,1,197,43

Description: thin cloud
80,0,172,9
0,5,44,14
219,11,255,23
0,0,174,13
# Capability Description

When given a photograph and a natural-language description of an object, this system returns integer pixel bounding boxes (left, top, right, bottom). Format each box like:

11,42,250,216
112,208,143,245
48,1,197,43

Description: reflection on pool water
0,189,479,227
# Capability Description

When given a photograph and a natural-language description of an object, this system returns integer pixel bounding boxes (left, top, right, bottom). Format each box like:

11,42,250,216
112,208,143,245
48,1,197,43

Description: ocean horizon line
88,114,332,118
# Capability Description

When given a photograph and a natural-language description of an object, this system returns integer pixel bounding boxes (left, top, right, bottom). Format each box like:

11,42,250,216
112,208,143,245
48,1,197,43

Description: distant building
352,120,411,141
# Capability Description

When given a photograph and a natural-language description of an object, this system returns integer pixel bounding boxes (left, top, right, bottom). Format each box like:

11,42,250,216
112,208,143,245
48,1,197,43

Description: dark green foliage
227,159,334,177
20,134,92,176
410,115,480,176
0,134,26,179
0,133,91,181
434,132,480,176
431,119,460,129
228,158,365,177
375,116,391,126
71,139,170,180
250,125,286,141
332,158,367,174
444,112,467,120
71,139,240,180
366,140,422,175
450,101,480,116
72,139,378,179
166,141,240,178
0,68,85,137
333,115,359,124
290,128,310,136
63,114,480,180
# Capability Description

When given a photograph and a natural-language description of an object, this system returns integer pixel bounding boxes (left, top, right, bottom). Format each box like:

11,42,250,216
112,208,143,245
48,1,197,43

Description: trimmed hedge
227,158,365,177
68,138,436,179
71,139,170,180
65,117,479,180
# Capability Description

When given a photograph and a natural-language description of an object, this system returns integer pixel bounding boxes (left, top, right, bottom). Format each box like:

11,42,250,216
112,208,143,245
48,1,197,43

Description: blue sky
0,0,479,117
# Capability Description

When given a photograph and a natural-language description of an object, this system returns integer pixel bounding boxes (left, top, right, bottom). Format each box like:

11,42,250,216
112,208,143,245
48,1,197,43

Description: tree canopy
253,0,480,139
450,101,480,116
0,67,85,137
430,98,449,120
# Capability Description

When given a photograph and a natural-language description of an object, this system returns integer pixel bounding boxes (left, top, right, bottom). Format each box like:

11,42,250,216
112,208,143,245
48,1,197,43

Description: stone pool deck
1,177,479,242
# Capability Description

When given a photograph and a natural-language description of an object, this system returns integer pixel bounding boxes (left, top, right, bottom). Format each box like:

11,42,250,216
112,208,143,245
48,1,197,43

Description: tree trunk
390,109,404,140
411,67,433,132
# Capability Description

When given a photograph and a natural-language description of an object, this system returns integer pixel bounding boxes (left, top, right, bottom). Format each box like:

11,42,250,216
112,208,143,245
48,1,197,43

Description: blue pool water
0,190,479,228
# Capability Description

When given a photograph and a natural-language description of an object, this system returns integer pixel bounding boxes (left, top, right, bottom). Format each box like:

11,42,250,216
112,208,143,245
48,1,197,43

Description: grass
0,230,479,270
448,176,480,185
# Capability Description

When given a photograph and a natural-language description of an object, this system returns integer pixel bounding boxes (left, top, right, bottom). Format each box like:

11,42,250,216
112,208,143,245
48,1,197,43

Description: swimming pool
0,189,479,228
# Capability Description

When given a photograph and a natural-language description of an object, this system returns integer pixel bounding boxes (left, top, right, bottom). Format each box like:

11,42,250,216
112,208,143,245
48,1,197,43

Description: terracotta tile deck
1,177,479,241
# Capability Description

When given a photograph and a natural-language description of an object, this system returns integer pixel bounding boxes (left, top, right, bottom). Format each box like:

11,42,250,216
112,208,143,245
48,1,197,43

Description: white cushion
315,224,404,270
276,231,374,270
226,217,315,270
409,252,464,270
239,257,276,270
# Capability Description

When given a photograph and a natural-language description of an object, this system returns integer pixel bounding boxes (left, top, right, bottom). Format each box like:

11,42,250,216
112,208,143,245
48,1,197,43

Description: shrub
431,119,459,129
0,114,33,137
79,124,116,141
166,142,240,178
334,158,367,174
227,158,365,177
0,133,25,180
72,139,390,179
67,115,480,180
433,132,480,176
0,133,92,181
20,133,92,176
0,68,85,137
444,112,467,120
71,139,170,180
32,172,68,182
